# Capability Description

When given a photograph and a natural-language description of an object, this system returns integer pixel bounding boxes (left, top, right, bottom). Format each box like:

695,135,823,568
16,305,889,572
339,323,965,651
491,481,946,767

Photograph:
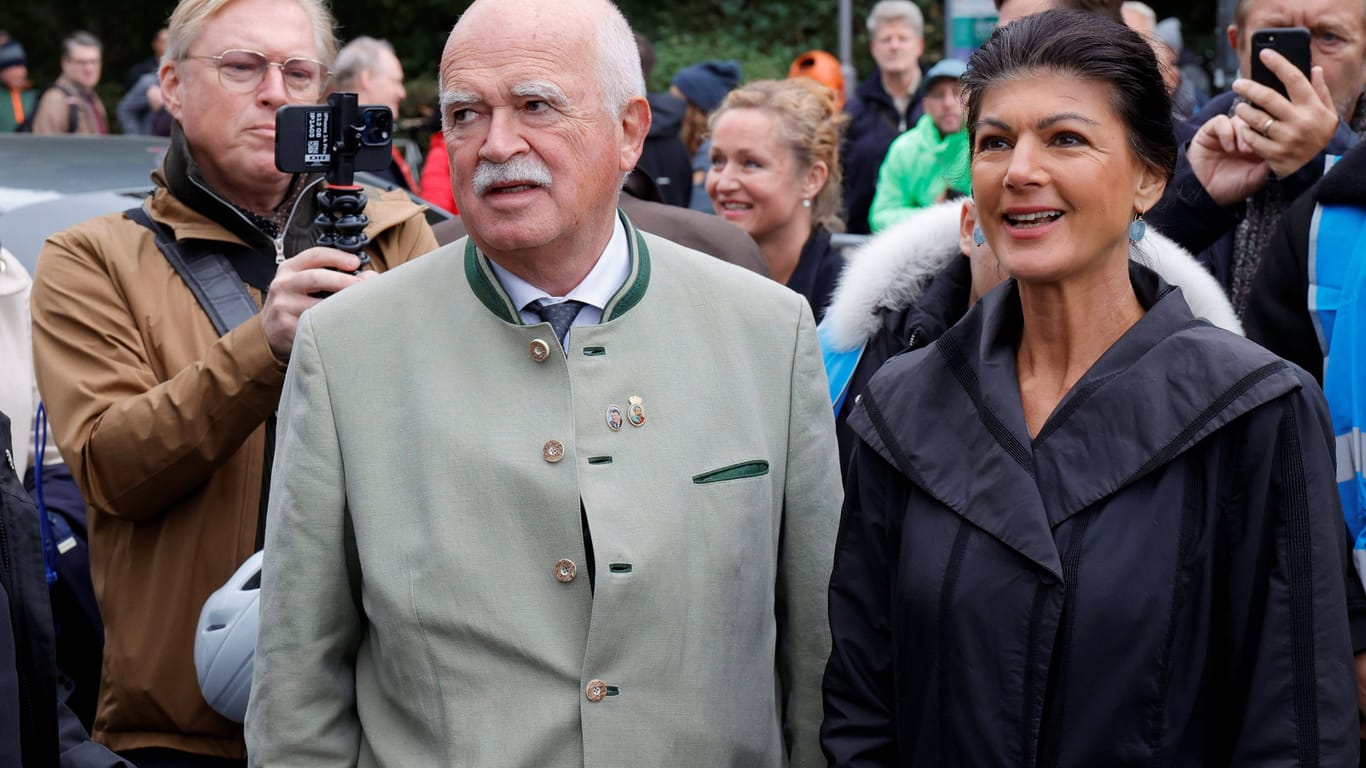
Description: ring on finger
1260,117,1275,135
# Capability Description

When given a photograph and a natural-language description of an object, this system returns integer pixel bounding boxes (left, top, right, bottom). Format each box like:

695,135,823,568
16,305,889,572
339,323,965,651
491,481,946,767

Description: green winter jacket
868,113,970,233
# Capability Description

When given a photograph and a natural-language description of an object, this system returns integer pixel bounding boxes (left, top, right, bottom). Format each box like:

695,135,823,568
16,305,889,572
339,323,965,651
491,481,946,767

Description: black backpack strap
124,205,260,336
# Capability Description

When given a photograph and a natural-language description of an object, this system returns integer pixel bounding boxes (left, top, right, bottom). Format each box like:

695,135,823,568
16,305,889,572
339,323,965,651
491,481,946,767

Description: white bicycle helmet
194,550,264,723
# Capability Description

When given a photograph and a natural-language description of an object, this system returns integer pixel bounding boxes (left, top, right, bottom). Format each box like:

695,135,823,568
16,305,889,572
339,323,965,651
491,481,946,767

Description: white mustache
472,156,553,196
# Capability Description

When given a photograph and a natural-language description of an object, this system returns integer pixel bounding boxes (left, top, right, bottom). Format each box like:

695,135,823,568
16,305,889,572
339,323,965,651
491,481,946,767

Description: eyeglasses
187,49,330,97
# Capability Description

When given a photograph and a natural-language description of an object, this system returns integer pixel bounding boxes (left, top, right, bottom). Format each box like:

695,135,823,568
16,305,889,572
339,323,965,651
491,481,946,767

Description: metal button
554,558,577,583
585,679,608,702
543,440,564,463
529,339,551,362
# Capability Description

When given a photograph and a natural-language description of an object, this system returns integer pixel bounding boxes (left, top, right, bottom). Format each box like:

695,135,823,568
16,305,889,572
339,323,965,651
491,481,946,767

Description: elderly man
1149,0,1366,316
330,36,413,190
245,0,841,764
29,0,436,763
841,0,925,235
30,31,107,134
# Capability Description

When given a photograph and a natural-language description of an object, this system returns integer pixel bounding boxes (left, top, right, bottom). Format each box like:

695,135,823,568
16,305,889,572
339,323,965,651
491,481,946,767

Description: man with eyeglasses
28,0,437,765
30,30,108,134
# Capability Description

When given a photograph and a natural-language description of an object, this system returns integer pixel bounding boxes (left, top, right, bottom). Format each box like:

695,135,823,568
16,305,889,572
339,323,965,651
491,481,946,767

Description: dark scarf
1230,93,1366,316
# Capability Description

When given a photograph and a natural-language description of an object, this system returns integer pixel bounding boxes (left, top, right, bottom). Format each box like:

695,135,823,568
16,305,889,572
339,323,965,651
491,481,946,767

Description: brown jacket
29,136,437,757
30,74,108,134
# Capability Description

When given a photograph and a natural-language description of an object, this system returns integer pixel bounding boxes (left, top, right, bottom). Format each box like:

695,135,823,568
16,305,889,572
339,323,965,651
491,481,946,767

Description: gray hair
440,0,643,121
867,0,924,37
164,0,338,68
592,4,646,118
332,36,394,90
62,31,101,58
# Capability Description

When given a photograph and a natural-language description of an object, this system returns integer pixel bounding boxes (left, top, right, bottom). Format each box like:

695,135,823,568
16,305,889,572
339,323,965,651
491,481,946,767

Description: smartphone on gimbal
274,101,394,174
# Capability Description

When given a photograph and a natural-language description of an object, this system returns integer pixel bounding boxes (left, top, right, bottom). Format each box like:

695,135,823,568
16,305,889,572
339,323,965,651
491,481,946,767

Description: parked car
0,134,452,274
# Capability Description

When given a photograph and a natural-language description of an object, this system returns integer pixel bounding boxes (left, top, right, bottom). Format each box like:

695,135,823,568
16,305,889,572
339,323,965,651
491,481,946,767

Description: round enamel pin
627,396,646,427
606,405,624,432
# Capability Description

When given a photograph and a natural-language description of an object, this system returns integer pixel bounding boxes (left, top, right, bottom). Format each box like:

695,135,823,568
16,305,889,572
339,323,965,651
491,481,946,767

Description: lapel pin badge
627,395,646,427
606,404,624,432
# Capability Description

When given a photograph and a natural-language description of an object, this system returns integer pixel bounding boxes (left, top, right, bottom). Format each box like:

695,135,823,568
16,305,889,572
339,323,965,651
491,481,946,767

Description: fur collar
823,201,1242,352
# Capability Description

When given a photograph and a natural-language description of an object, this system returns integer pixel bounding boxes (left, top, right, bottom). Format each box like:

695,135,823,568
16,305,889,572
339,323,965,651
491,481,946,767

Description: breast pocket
692,460,770,485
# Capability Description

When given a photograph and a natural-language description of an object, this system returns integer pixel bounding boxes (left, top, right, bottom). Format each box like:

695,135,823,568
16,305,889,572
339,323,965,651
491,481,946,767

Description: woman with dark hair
822,9,1358,766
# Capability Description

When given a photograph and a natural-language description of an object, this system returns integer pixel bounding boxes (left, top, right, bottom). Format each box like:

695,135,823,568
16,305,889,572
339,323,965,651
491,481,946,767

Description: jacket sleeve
56,700,131,768
246,312,363,765
1244,189,1323,382
868,132,919,234
778,301,843,768
1227,374,1358,765
1149,120,1357,260
29,221,287,521
114,77,152,136
821,435,904,766
1147,139,1241,258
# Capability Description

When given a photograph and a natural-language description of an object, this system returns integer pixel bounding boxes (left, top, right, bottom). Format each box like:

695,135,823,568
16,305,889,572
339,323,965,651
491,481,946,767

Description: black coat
841,71,924,236
788,226,844,323
0,411,128,768
823,265,1358,766
832,255,971,473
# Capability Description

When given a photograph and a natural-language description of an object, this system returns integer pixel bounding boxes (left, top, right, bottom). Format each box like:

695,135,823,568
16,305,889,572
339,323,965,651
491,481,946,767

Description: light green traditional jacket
247,214,842,767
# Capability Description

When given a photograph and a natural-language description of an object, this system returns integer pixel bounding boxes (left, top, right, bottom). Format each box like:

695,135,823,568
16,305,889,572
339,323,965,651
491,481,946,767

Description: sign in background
945,0,997,61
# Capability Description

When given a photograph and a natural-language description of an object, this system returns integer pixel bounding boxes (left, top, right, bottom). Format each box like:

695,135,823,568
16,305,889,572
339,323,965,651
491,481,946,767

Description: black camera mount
314,92,381,269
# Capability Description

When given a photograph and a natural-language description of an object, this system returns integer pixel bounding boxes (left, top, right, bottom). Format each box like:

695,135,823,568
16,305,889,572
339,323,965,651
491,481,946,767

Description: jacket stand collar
463,210,651,325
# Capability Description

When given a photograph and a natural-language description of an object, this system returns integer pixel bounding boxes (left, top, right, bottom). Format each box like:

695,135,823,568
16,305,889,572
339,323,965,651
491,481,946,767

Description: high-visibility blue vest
1308,173,1366,577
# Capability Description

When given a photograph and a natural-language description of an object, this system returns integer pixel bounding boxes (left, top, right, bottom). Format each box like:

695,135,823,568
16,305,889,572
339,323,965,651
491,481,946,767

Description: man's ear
160,60,183,120
1226,24,1241,58
618,95,651,172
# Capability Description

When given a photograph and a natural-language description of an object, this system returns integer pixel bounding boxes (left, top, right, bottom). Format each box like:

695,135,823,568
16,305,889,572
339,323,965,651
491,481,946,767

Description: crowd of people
4,0,1366,765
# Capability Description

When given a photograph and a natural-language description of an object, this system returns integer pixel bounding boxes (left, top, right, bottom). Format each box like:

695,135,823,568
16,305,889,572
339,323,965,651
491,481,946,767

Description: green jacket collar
464,210,651,324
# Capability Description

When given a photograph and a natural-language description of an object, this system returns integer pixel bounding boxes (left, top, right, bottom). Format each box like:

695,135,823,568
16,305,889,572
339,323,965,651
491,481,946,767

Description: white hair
867,0,924,37
592,3,645,118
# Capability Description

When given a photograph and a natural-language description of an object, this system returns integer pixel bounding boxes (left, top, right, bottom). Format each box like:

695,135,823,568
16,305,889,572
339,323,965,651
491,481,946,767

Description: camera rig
311,92,392,269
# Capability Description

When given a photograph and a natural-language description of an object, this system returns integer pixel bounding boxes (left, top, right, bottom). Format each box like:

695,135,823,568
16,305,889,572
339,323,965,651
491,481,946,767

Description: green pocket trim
608,562,632,573
692,460,770,484
583,346,607,357
587,456,613,465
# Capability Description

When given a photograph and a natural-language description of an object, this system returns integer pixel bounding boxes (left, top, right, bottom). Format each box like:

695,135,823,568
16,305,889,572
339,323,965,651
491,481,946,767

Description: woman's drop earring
972,226,986,247
1129,212,1147,243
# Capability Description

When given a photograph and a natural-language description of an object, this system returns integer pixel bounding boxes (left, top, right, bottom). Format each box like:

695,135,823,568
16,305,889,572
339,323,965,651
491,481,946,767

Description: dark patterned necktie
530,299,585,349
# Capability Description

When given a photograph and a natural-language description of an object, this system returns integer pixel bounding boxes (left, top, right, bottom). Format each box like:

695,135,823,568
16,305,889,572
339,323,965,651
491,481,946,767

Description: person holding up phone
1147,0,1366,317
26,0,437,764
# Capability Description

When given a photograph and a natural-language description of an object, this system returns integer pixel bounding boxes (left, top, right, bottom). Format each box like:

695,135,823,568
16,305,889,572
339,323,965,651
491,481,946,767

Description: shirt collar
487,216,630,324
